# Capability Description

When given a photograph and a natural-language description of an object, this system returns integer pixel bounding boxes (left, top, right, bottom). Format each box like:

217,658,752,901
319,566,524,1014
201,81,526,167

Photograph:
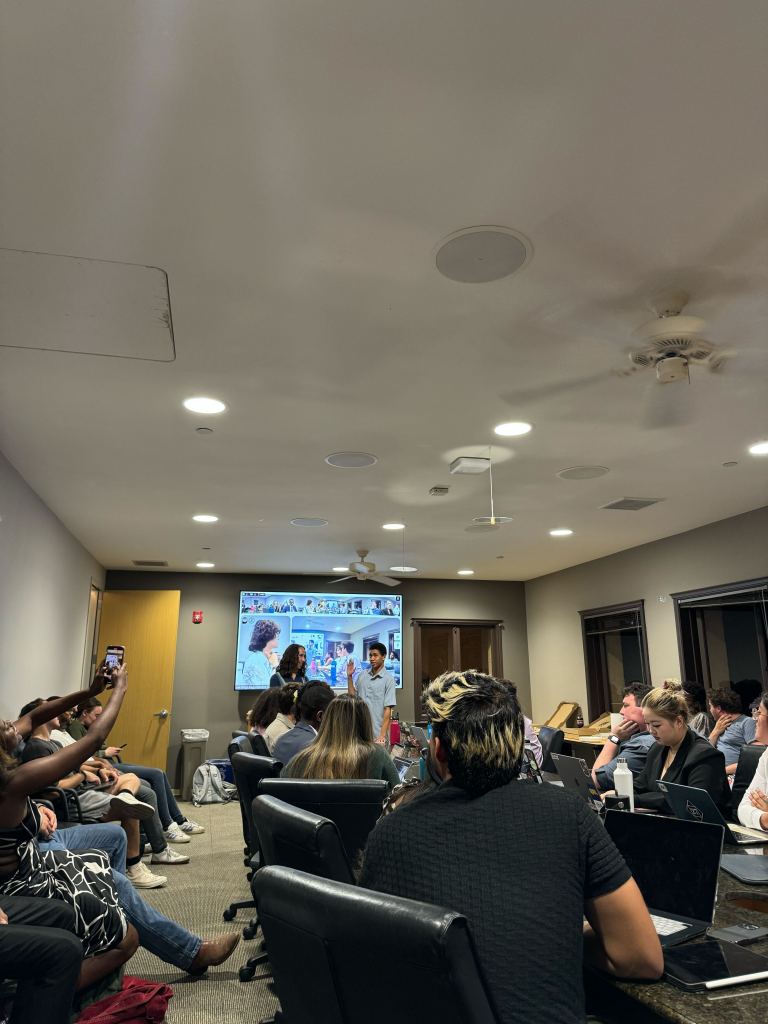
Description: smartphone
104,645,125,671
708,924,768,946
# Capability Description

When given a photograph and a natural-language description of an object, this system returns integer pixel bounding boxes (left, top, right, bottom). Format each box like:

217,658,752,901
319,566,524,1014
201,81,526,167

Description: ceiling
0,1,766,582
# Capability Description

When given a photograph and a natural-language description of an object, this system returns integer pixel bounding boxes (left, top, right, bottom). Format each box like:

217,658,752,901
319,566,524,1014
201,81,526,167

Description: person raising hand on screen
347,642,396,746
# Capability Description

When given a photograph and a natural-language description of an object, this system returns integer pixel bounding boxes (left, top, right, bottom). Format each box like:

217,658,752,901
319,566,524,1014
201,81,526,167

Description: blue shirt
272,720,316,767
594,732,656,791
716,714,756,767
356,667,396,738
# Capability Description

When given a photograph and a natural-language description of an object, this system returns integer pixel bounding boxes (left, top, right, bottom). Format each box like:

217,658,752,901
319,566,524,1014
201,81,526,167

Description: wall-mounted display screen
234,590,402,691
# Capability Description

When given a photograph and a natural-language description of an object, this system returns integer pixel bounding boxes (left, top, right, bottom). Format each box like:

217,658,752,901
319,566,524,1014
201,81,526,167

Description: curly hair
276,643,303,679
708,687,742,715
248,619,280,653
277,683,300,716
246,688,282,731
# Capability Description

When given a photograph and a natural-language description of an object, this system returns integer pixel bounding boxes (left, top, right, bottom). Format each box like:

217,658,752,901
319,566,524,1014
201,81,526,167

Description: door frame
411,618,504,695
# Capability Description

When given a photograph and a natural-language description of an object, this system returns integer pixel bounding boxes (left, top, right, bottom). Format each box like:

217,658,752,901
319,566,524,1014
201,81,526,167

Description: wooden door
96,590,180,769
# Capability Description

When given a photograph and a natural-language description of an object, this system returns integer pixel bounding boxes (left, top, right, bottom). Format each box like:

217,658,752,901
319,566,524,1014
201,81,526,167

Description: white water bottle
613,757,634,812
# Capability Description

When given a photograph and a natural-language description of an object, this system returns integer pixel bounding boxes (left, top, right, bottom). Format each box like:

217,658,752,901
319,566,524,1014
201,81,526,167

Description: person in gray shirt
347,642,395,745
591,682,655,791
708,686,756,775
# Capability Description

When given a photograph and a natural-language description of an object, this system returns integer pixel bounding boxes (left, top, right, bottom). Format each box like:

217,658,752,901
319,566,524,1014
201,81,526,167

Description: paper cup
609,713,623,731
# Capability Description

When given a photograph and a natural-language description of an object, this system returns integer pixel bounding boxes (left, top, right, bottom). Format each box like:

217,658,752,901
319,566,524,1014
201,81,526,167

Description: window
412,619,503,693
580,602,650,719
673,579,768,695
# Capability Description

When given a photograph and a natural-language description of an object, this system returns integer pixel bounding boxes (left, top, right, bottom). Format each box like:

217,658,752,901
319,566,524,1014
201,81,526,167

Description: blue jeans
39,827,202,970
119,765,184,829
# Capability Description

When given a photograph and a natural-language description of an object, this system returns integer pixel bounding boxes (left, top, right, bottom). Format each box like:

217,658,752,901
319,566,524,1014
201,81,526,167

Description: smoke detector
450,457,490,475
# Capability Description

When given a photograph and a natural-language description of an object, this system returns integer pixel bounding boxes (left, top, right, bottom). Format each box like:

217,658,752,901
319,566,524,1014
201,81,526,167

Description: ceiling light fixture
382,522,405,531
183,397,226,415
748,441,768,456
494,421,532,437
332,566,348,573
390,566,417,573
192,514,219,523
290,518,329,527
457,569,475,576
325,452,378,469
549,528,574,537
196,561,215,569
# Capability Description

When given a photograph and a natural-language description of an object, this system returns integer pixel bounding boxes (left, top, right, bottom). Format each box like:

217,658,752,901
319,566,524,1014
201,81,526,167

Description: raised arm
346,659,358,696
13,663,112,740
4,665,129,801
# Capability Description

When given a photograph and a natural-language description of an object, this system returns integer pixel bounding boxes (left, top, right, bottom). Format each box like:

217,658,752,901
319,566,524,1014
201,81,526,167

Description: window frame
579,600,651,720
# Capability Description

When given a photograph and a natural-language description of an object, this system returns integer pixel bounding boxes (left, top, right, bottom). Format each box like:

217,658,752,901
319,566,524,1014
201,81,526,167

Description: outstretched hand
88,661,112,697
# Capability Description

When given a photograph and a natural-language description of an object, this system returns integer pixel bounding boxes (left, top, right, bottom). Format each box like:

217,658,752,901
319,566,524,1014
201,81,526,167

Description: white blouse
737,747,768,831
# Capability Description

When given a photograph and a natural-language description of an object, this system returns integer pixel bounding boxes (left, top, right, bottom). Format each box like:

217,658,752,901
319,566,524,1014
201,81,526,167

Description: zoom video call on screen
234,591,402,691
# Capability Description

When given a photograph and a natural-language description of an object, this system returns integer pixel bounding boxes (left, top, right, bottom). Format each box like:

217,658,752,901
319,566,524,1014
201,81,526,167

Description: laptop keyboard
731,824,768,841
650,914,687,936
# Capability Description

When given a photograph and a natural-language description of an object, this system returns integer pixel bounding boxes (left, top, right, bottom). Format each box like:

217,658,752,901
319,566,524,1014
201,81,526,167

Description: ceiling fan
327,550,399,588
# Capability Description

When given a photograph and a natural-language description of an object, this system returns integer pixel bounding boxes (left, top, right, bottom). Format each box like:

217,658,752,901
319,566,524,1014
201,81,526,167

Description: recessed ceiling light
549,528,574,537
290,518,329,527
324,452,378,469
748,441,768,456
332,567,349,572
192,514,219,523
435,226,531,283
457,569,475,576
196,561,215,569
389,565,417,573
557,466,609,480
493,421,532,437
382,522,405,530
183,397,226,415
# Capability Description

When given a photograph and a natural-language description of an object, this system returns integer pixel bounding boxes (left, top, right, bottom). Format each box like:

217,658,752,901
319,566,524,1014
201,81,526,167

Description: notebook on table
657,780,768,846
604,810,723,947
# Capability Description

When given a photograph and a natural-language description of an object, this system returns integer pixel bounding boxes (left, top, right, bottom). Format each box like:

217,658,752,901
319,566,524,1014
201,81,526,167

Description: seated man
360,671,662,1024
0,896,83,1024
708,686,756,775
591,682,655,791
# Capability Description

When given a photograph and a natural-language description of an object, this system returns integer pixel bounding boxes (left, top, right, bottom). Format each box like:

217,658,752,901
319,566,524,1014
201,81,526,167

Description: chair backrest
228,735,252,761
231,752,283,855
232,730,250,740
731,744,767,820
257,778,388,860
538,726,564,773
252,795,355,884
255,866,499,1024
249,733,271,757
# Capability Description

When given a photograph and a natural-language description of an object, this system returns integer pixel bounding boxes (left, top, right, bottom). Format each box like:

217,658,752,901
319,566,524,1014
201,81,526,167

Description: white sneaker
126,862,167,888
164,823,191,844
180,819,205,835
151,846,190,865
110,792,156,821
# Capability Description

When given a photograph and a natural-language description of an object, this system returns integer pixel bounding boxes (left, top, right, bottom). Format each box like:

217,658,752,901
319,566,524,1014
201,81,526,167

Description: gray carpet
129,800,278,1023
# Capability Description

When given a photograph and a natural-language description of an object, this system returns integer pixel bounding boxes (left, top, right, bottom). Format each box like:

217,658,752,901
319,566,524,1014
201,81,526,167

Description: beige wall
106,572,530,778
0,450,105,718
525,505,768,722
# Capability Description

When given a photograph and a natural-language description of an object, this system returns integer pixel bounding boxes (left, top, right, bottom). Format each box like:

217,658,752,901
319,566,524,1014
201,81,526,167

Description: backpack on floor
76,977,172,1023
191,762,231,805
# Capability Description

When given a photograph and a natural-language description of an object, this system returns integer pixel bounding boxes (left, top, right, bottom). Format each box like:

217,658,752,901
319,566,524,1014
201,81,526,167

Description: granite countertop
590,863,768,1023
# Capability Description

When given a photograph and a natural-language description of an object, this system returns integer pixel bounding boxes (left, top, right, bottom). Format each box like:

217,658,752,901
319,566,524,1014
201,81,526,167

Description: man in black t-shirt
360,672,662,1024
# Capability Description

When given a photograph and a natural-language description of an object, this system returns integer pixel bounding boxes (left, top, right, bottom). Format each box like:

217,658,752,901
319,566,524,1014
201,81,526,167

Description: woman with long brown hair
269,643,307,687
281,694,399,786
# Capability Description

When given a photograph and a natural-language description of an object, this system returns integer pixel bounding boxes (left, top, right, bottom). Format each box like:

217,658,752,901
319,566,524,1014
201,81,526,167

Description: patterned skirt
1,840,127,957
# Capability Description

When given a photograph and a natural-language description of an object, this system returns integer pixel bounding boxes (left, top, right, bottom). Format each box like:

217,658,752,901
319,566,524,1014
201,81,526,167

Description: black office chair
254,866,500,1024
232,730,270,756
730,744,767,821
228,737,257,860
257,778,388,863
538,725,565,773
223,752,283,930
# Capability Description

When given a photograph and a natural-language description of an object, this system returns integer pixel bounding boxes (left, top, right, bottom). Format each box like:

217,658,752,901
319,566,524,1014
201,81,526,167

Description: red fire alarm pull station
192,610,203,624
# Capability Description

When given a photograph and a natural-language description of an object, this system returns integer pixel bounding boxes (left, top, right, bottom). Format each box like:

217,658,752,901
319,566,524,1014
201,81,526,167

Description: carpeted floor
129,800,278,1023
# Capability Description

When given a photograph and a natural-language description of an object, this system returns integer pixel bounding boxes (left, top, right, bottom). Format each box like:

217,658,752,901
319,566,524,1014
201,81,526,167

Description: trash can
180,728,210,801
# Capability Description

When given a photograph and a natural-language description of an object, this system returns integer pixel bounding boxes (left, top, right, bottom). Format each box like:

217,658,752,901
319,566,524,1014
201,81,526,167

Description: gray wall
106,571,530,778
525,505,768,722
0,450,105,718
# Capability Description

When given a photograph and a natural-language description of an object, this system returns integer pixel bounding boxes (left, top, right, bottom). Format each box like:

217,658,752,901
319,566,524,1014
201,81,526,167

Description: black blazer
633,728,729,814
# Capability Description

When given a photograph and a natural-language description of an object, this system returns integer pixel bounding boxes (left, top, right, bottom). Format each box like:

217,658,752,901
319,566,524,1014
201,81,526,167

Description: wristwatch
608,734,620,745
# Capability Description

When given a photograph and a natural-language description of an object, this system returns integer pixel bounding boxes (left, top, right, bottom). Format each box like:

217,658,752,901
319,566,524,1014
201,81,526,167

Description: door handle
153,709,169,720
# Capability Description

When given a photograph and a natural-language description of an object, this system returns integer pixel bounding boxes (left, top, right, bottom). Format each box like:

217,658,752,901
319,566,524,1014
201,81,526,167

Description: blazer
633,727,729,814
271,720,316,767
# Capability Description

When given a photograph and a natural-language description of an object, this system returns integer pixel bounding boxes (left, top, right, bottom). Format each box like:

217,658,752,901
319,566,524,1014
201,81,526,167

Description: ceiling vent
132,559,169,567
429,485,450,496
450,457,490,475
601,498,664,511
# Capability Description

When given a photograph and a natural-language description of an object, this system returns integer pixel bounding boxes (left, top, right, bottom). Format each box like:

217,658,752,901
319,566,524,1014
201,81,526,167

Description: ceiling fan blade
368,573,400,588
500,369,618,406
326,575,355,584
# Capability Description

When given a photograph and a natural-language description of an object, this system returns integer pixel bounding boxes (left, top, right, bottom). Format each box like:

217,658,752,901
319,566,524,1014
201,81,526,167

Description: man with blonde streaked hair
360,671,662,1024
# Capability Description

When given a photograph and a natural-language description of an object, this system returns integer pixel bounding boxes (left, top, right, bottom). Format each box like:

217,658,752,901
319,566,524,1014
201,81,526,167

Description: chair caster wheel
243,924,256,940
223,908,236,921
239,964,256,983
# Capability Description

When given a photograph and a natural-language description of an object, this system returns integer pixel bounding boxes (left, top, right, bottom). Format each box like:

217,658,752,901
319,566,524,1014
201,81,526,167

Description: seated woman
246,687,281,737
281,694,400,787
264,683,299,754
737,691,768,832
269,643,307,688
633,682,729,814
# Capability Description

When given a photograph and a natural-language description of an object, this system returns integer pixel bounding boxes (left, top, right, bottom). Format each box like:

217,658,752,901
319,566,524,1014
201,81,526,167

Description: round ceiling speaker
557,466,610,480
324,452,378,469
290,518,329,527
435,226,531,283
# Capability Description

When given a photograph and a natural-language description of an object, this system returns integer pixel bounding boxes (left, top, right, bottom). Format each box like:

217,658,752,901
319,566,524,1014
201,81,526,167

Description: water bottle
613,757,634,812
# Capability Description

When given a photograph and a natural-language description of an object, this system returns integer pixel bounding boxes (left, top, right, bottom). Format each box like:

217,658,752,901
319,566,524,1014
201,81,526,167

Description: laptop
720,853,768,885
604,810,723,947
392,756,420,783
657,780,768,846
550,752,603,811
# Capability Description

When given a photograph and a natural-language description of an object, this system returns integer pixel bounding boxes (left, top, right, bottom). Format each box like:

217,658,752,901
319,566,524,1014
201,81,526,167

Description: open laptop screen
605,811,723,923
